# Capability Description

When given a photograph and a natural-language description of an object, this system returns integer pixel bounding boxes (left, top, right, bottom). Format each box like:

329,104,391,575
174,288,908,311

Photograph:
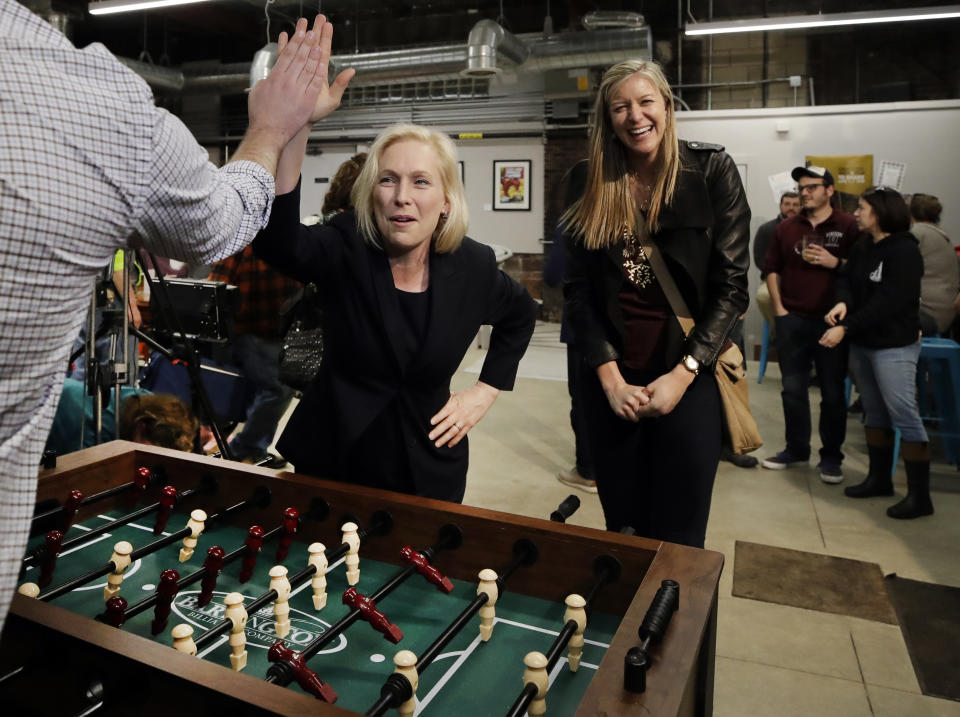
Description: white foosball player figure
393,650,418,717
477,568,499,641
224,592,248,671
179,509,208,562
564,593,587,672
269,565,292,638
17,583,40,598
523,651,549,716
171,624,197,656
342,522,360,586
308,542,328,611
104,541,133,601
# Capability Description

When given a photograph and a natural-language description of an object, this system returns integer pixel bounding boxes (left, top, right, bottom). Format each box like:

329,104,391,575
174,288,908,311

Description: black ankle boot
887,459,933,519
845,429,895,498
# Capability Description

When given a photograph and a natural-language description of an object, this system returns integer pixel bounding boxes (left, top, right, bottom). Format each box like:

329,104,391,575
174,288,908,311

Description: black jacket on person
836,230,923,349
252,183,537,502
563,140,751,370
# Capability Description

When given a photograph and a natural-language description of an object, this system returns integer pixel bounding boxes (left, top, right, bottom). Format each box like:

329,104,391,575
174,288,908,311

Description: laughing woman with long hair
562,59,750,547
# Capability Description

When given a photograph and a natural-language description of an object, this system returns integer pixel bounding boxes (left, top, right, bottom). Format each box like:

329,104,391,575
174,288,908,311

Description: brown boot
845,427,895,498
887,441,934,519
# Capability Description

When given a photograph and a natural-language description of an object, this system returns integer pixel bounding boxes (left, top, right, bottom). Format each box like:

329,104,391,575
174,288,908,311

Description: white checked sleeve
132,107,275,264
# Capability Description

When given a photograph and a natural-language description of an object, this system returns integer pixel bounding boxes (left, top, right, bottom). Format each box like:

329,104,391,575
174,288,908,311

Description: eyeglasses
798,183,826,193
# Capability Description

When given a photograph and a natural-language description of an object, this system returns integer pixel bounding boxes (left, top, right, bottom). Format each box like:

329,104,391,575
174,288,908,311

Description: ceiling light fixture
684,5,960,35
88,0,215,16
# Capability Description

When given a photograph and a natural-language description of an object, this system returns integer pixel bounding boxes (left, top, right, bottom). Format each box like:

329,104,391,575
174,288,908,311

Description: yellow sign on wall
805,155,874,196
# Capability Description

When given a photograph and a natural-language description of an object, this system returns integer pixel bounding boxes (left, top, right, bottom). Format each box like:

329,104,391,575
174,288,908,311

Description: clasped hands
429,382,501,448
819,301,847,348
601,363,694,422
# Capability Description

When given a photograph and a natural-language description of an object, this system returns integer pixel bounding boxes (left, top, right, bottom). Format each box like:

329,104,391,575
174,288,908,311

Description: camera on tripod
147,278,238,343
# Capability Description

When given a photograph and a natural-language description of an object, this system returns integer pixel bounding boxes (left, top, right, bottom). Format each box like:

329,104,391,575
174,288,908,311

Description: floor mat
732,541,898,624
884,574,960,702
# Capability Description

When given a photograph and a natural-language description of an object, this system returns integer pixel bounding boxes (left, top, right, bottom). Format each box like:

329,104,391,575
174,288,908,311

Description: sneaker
817,460,844,484
761,450,808,470
557,468,598,494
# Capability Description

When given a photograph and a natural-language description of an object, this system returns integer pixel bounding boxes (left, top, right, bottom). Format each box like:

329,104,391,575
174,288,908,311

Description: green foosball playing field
22,510,621,716
2,442,723,716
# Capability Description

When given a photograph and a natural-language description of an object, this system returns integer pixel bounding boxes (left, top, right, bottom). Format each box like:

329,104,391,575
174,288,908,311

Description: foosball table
1,441,723,716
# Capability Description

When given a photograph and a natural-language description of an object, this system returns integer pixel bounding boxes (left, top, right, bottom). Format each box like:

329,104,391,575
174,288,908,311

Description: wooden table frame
1,442,722,716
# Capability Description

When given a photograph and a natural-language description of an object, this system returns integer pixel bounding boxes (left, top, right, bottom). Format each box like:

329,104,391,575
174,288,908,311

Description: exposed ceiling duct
125,20,651,96
463,18,530,77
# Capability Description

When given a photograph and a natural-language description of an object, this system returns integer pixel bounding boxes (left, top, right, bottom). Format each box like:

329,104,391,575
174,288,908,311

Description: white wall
299,138,545,255
676,99,960,352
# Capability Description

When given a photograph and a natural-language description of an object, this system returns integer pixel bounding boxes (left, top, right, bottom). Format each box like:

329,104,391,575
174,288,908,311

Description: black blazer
253,183,537,501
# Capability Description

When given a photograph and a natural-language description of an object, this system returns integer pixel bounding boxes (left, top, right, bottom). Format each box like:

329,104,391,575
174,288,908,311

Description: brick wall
699,31,809,109
538,129,590,322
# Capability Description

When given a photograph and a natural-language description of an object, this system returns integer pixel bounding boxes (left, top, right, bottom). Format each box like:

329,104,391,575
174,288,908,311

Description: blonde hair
562,59,681,249
352,124,469,254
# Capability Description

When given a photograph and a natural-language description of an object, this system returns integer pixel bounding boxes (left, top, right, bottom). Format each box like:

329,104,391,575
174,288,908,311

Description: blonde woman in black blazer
254,123,537,502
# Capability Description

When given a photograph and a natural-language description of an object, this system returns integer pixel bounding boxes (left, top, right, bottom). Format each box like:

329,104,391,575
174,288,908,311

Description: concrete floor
273,321,960,716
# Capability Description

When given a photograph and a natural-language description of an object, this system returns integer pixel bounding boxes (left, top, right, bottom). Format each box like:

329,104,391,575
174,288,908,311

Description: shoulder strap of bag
633,222,695,338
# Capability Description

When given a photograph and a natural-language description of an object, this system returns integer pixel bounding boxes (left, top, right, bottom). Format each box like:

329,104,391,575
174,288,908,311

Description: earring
440,212,449,220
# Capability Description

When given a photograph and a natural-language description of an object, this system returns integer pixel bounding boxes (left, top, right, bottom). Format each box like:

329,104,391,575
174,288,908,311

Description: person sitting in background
45,378,198,457
908,193,958,336
820,187,932,519
253,121,537,502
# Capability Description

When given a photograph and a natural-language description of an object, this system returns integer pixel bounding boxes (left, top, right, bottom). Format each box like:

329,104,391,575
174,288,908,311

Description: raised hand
277,15,355,126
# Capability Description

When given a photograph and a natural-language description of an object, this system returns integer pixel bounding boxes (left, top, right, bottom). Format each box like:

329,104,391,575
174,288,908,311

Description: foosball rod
121,522,289,622
36,487,269,602
22,482,207,570
503,555,622,717
264,521,460,690
193,510,393,652
30,466,162,533
364,538,540,717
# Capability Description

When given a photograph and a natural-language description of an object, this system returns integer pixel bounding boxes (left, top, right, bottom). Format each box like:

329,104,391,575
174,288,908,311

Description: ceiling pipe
125,24,650,95
463,19,530,77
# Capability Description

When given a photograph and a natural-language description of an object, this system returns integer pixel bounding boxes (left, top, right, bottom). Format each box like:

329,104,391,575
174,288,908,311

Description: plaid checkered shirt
0,0,277,632
210,246,301,338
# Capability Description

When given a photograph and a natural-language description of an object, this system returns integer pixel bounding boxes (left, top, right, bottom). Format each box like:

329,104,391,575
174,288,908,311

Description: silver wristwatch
680,354,700,376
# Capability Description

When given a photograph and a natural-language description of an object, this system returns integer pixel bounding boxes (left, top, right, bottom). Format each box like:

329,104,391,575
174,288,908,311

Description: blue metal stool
916,337,960,465
758,320,770,384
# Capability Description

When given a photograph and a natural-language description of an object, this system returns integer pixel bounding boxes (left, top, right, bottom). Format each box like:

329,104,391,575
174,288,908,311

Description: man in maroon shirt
761,166,860,483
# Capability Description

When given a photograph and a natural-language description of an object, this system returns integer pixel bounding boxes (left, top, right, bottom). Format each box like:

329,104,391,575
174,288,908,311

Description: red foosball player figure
342,587,403,643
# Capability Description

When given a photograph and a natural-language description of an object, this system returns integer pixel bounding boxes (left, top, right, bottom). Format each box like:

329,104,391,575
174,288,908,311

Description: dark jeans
583,365,722,548
566,346,594,479
774,313,849,463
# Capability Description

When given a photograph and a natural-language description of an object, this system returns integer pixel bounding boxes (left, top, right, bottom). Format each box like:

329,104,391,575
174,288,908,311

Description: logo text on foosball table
172,591,347,651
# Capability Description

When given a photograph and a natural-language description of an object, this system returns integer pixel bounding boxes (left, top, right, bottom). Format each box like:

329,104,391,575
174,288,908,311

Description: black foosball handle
623,579,681,694
549,495,580,523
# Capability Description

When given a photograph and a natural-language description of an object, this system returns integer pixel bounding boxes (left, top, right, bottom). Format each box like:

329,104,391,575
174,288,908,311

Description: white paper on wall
768,171,797,207
877,160,907,191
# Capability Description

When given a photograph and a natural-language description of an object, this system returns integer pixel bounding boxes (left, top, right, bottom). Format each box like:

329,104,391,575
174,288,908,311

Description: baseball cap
791,165,834,186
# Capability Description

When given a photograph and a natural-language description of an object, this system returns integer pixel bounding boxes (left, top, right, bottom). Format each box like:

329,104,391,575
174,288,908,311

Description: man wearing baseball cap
761,165,861,483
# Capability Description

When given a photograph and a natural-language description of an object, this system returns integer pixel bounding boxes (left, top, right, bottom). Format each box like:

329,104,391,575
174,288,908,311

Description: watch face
683,355,700,372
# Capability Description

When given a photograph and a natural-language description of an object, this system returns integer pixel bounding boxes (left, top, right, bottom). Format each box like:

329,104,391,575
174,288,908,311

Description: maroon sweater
763,209,860,317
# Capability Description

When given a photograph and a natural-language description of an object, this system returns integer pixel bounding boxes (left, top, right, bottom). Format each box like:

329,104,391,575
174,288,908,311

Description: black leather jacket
563,140,751,370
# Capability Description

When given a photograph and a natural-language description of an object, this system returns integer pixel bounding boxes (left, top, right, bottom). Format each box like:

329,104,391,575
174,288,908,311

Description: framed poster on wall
493,160,531,211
